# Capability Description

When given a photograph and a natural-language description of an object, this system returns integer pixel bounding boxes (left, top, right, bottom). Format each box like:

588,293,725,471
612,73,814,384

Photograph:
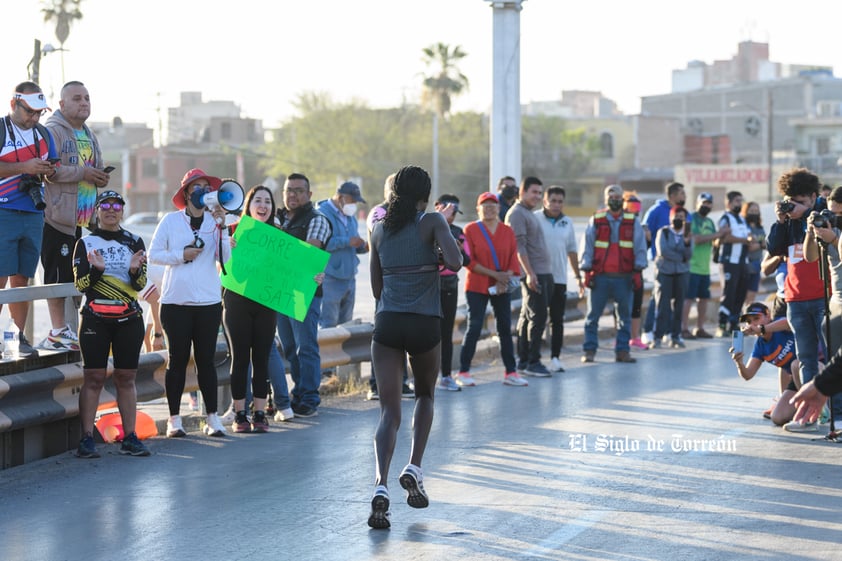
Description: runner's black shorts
373,311,441,355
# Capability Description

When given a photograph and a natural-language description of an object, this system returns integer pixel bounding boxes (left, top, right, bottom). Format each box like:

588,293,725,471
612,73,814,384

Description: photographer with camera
802,185,842,429
0,82,58,357
767,168,828,430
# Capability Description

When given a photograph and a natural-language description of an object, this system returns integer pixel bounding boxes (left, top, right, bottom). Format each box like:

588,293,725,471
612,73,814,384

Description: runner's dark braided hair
383,165,431,233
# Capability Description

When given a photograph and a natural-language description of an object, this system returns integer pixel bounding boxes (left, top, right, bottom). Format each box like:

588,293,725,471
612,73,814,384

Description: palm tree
421,43,469,202
41,0,84,83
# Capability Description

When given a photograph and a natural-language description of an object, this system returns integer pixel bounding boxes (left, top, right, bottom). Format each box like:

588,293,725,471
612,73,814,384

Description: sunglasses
98,202,124,211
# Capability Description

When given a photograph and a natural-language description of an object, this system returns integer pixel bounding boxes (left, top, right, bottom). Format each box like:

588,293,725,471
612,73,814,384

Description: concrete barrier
0,274,775,469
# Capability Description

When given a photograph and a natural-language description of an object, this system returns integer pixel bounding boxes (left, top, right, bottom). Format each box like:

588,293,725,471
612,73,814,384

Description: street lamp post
730,91,774,203
765,91,774,202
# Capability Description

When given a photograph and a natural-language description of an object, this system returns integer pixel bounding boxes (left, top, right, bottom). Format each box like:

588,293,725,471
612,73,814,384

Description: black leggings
161,303,222,415
548,283,568,358
222,290,275,401
439,276,459,377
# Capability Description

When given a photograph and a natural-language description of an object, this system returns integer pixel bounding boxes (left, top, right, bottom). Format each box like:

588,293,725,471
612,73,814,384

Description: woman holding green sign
367,165,462,529
222,185,280,433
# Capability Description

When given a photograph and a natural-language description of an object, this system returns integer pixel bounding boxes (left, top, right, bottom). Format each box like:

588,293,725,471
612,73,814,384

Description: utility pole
156,93,166,213
27,39,42,83
485,0,525,190
766,90,774,203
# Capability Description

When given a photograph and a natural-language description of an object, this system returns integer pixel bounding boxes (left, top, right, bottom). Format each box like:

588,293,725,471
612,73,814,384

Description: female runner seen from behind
366,165,462,529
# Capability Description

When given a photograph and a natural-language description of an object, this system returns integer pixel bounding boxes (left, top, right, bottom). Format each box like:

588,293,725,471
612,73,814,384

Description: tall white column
485,0,525,190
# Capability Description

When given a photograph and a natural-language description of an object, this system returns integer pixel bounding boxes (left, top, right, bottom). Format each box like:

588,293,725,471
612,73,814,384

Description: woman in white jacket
149,168,231,438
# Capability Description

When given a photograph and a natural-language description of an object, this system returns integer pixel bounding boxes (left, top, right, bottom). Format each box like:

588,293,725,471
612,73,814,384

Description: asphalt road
2,335,842,561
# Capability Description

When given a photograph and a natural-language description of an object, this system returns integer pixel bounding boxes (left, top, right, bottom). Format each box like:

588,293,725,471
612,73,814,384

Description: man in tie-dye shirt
44,81,112,350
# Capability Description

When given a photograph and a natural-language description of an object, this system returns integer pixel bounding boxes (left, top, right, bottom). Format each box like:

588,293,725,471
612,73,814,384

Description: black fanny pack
85,299,141,323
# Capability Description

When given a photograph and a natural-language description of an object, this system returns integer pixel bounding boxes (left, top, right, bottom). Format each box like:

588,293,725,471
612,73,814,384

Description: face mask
190,188,208,209
607,199,623,212
672,219,684,230
746,213,760,223
342,203,357,217
501,185,518,201
697,206,711,217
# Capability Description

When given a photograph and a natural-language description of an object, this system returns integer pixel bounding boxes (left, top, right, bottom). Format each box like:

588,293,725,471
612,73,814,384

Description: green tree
421,43,469,202
421,43,469,116
41,0,83,47
522,115,600,184
261,93,489,208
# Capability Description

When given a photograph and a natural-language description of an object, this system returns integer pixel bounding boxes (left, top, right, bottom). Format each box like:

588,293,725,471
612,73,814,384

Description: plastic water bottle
3,320,19,360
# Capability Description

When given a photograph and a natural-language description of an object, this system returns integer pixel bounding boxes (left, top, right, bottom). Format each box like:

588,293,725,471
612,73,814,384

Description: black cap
95,190,126,207
739,302,769,323
436,194,463,214
337,181,366,203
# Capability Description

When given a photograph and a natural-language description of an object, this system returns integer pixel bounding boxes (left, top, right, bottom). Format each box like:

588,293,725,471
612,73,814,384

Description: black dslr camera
18,174,46,210
809,209,837,230
777,199,796,215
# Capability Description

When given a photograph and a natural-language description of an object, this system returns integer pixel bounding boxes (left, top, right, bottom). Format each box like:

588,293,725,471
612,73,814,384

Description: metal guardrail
0,273,775,469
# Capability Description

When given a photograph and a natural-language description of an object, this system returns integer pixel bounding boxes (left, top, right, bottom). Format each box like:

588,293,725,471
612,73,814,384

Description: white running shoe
641,331,654,346
274,407,295,422
166,415,186,438
549,357,565,372
453,372,477,387
204,413,226,437
503,372,528,386
399,464,429,509
219,406,236,424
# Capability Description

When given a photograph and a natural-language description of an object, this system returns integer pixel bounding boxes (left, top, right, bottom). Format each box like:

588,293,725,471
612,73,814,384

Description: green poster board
220,215,330,321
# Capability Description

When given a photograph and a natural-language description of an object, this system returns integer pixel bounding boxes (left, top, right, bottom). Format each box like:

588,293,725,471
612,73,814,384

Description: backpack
0,117,56,159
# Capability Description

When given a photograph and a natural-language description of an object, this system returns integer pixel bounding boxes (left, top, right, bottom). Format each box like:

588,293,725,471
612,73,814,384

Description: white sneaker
783,420,818,433
549,357,565,372
166,415,186,438
503,372,529,386
219,406,236,424
641,331,654,345
453,372,477,387
274,407,295,422
204,413,226,437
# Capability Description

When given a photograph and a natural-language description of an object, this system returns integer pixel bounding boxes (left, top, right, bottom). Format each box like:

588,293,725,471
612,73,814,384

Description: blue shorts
685,273,711,300
746,261,761,292
0,209,43,278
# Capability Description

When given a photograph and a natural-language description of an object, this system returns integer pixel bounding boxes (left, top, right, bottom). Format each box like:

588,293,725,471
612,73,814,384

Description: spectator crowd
5,79,842,527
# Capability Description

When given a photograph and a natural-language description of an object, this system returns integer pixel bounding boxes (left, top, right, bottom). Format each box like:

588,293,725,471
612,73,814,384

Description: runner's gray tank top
376,212,441,317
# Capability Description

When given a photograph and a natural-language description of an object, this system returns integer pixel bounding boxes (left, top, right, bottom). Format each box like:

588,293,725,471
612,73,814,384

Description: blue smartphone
732,331,744,354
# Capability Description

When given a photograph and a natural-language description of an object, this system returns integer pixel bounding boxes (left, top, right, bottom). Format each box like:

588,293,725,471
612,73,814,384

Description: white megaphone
201,179,244,224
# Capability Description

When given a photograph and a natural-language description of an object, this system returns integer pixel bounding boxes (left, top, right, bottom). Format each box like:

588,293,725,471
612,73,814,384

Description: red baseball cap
477,192,499,205
172,168,222,209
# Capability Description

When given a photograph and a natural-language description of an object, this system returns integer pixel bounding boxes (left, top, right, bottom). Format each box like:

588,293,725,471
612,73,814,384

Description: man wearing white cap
0,81,59,357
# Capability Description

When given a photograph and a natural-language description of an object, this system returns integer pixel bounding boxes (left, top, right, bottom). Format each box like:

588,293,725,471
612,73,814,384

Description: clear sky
4,0,842,132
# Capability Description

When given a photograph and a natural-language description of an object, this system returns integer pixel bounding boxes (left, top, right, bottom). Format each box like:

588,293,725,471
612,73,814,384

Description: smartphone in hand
103,166,116,173
731,331,744,354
